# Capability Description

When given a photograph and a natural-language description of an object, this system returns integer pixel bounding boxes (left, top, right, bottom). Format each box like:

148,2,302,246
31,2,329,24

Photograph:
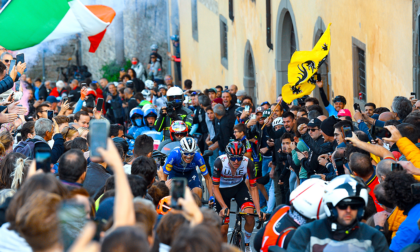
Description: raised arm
345,132,394,159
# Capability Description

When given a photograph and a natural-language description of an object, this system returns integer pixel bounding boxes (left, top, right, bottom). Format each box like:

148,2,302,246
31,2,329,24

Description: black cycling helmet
225,141,246,158
333,95,346,105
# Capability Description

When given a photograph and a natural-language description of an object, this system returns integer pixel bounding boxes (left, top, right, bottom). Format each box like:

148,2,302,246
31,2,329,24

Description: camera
166,102,177,118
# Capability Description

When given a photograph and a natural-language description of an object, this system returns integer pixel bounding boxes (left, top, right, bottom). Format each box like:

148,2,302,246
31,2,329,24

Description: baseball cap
256,106,264,114
308,118,322,128
262,109,271,118
208,88,217,93
212,98,223,105
337,109,352,118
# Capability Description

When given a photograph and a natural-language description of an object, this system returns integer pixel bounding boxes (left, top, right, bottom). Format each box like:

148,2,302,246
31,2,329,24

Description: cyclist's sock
244,230,252,244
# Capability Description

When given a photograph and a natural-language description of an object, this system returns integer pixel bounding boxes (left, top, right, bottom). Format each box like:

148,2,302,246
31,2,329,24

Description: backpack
14,138,46,159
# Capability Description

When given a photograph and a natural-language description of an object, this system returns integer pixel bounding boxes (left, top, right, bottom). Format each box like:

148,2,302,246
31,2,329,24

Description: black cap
308,118,322,128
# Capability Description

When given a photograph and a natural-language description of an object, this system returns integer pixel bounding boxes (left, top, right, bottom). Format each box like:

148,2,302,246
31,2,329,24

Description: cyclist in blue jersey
162,137,213,202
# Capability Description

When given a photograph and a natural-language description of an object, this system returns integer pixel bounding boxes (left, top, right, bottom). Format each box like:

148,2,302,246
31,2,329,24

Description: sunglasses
309,128,319,132
4,60,10,63
64,126,76,138
151,57,156,59
175,133,187,138
336,202,364,210
229,156,243,162
0,48,5,51
182,152,195,157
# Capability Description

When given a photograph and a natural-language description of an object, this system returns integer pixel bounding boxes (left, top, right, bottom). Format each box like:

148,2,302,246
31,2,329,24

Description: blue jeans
209,148,219,176
259,156,272,208
289,170,297,193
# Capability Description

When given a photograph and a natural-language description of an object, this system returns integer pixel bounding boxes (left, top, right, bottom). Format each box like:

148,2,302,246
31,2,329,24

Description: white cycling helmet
290,178,329,220
167,86,184,97
323,175,368,222
180,137,197,153
145,80,154,90
141,89,151,97
272,117,284,127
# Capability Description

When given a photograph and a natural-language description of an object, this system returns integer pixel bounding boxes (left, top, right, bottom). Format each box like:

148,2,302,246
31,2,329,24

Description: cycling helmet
272,117,284,127
158,84,168,90
169,120,188,141
332,95,347,105
323,175,368,223
167,87,184,108
142,89,151,98
145,80,155,90
180,137,197,153
150,43,158,51
290,178,329,220
225,141,246,158
235,107,245,118
157,196,172,215
170,35,179,42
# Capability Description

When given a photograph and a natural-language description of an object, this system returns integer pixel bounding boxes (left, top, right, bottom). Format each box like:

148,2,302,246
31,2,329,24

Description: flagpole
261,100,282,130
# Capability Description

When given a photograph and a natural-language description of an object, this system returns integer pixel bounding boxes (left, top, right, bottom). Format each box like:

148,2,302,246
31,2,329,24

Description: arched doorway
275,0,299,95
244,41,257,104
312,17,331,116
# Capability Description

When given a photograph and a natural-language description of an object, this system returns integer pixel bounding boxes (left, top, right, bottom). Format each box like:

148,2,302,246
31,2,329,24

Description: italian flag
0,0,115,53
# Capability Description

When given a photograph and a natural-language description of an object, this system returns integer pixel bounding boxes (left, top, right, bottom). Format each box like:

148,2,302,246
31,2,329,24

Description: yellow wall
176,0,413,109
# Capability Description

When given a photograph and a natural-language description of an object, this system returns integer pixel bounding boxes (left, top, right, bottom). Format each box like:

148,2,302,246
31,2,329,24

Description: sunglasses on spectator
0,48,5,50
336,202,364,210
309,128,319,132
64,126,76,138
4,60,10,63
229,156,243,162
151,56,156,59
164,78,172,81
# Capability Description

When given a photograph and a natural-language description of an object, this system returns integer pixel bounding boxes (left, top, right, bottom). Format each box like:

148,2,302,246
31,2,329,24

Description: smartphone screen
245,105,250,112
96,98,104,111
316,73,321,82
47,110,54,120
58,201,87,250
342,126,352,139
16,53,24,65
90,120,110,160
334,158,345,175
171,177,186,209
8,60,16,75
411,92,416,100
251,114,256,120
35,148,51,173
391,163,403,172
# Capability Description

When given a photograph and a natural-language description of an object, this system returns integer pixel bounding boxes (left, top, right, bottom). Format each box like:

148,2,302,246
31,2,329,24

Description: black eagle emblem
322,43,328,51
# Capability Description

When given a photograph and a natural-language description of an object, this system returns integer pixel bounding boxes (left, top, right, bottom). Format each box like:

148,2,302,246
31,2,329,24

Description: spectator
58,149,87,188
73,111,90,128
131,156,157,189
61,126,79,142
229,85,238,95
33,119,65,164
148,53,163,84
208,104,234,155
105,83,124,125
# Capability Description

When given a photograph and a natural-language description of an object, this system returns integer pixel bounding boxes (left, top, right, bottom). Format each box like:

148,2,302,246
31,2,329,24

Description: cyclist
158,120,189,150
253,178,328,251
162,137,213,201
287,175,389,251
212,141,265,251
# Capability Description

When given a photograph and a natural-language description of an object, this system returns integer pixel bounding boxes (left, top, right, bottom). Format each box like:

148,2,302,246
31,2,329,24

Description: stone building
171,0,420,111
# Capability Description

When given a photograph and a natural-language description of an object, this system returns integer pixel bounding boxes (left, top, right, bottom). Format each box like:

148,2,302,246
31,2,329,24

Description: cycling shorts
168,169,201,189
214,181,255,223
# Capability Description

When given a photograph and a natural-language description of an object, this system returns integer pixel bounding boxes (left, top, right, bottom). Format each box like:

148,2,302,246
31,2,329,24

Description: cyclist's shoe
244,244,251,252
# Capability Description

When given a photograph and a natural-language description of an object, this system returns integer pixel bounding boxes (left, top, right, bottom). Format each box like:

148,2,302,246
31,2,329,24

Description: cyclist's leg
235,181,255,245
214,187,233,243
186,169,203,199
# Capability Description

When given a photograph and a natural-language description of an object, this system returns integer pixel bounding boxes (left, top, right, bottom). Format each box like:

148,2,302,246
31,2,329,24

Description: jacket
0,75,15,95
387,207,407,240
300,133,332,176
38,84,50,100
106,93,123,119
83,162,111,199
155,106,193,140
31,134,65,164
0,223,31,252
390,204,420,252
69,86,81,102
211,114,235,152
192,107,208,134
132,63,147,82
396,137,420,181
287,218,389,252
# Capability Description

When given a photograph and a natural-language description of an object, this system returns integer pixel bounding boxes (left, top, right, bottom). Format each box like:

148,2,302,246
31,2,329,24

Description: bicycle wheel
231,230,245,250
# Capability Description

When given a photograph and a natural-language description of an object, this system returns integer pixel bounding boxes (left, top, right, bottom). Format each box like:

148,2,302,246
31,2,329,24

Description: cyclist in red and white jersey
212,141,264,250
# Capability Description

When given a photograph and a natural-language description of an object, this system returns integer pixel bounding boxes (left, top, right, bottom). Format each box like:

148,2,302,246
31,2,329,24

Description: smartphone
411,183,420,195
251,114,256,120
121,68,125,71
411,92,416,100
334,158,345,175
81,83,87,88
68,95,74,103
35,147,51,173
316,73,321,82
245,105,250,112
89,120,110,161
58,201,87,250
171,177,187,209
353,103,361,112
62,96,68,103
376,128,391,139
96,98,104,111
342,126,352,139
16,53,24,65
47,110,54,120
391,163,403,172
8,60,16,75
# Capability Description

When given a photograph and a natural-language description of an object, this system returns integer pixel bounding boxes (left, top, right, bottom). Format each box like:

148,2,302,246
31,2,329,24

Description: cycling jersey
212,155,256,188
163,148,208,176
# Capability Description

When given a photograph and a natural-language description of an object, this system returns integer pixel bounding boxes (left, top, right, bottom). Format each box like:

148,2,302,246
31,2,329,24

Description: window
266,0,273,50
192,0,198,41
229,0,234,21
352,37,367,103
220,15,228,69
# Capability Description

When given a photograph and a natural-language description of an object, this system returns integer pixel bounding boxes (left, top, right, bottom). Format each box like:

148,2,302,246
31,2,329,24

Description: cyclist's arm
162,150,177,180
212,158,227,209
247,159,261,215
196,154,213,197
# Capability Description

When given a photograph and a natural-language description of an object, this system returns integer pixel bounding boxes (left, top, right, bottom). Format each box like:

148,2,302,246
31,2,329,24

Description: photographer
154,86,193,140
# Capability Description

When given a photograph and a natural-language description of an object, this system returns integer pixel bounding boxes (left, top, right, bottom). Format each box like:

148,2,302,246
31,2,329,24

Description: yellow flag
282,23,331,104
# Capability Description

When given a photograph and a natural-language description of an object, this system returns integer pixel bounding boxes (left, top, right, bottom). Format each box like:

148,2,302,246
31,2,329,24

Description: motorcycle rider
158,120,189,151
287,175,389,251
253,178,328,251
127,108,144,154
155,86,193,140
134,107,158,138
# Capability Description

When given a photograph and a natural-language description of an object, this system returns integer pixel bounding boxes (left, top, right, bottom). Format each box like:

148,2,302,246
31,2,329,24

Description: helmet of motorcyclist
169,120,188,141
323,175,368,224
167,87,184,109
143,108,158,128
145,80,155,90
157,196,172,215
130,108,144,127
289,178,329,221
225,141,246,166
